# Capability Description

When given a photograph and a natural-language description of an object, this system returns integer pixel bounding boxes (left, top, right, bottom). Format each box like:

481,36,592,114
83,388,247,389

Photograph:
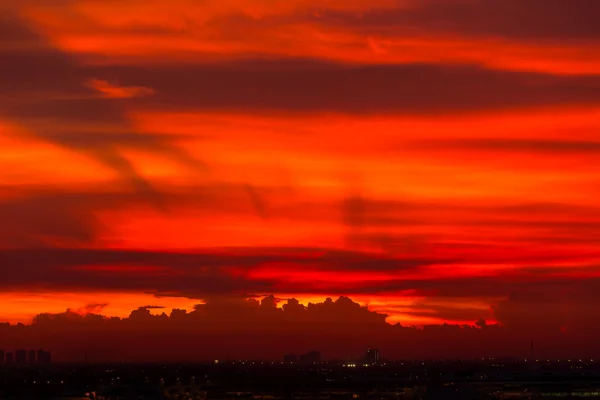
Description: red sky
2,0,600,360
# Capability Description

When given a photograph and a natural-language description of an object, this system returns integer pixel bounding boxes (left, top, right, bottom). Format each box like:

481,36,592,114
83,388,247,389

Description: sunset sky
2,0,600,358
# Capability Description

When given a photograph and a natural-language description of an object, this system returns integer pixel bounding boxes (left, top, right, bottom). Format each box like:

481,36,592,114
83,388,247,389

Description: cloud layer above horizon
2,0,600,356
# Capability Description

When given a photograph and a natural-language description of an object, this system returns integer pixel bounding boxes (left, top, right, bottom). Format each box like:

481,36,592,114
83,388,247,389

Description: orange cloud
19,0,600,74
2,0,600,336
85,78,155,98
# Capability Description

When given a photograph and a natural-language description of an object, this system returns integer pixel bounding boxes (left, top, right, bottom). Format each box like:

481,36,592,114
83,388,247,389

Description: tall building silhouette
365,348,380,364
15,349,27,366
0,350,4,365
283,353,298,363
37,349,44,363
5,352,14,365
28,349,36,365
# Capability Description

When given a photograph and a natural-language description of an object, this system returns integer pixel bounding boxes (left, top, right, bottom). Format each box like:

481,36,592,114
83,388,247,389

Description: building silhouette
15,349,27,365
28,349,36,364
299,351,321,364
0,349,50,366
365,348,380,364
283,353,297,363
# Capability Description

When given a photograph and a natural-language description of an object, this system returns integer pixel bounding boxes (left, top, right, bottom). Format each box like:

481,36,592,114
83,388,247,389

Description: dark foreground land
2,359,600,399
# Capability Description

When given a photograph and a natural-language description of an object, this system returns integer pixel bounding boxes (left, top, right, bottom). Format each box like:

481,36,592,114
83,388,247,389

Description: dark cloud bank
4,10,600,120
98,60,600,115
304,0,600,42
2,293,600,362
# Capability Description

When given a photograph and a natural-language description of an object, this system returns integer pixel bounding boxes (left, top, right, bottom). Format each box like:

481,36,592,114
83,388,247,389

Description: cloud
0,246,599,313
8,0,600,77
0,248,275,295
0,247,452,294
344,0,600,41
0,194,100,246
1,13,279,222
400,302,493,323
87,59,600,114
402,275,600,302
199,0,600,43
33,0,600,48
491,283,600,339
410,138,600,154
70,303,109,316
85,78,156,99
0,13,203,198
0,181,286,246
3,296,401,361
3,292,600,362
2,1,600,357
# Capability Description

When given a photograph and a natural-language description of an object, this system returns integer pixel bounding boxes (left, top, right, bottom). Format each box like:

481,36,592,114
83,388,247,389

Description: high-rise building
365,348,380,364
0,350,4,365
15,349,27,365
37,349,44,363
5,352,14,365
28,349,36,365
283,353,298,363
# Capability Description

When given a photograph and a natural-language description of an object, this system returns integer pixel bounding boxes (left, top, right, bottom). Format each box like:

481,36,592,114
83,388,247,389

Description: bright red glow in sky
2,0,600,361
